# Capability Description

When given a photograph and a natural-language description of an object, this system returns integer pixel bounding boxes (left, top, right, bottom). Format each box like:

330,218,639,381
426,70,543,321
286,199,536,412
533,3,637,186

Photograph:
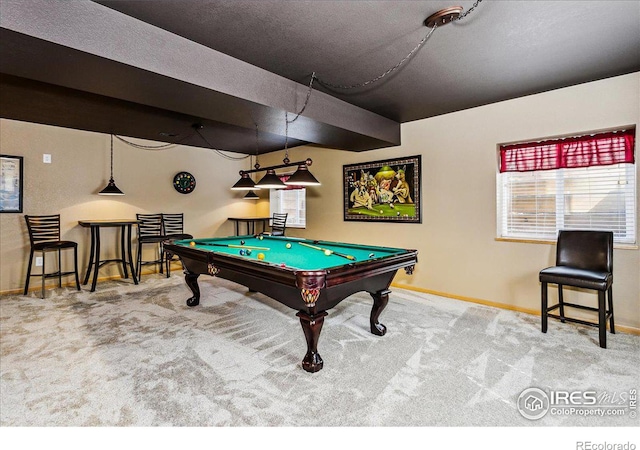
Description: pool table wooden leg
370,289,391,336
184,271,201,307
296,309,329,373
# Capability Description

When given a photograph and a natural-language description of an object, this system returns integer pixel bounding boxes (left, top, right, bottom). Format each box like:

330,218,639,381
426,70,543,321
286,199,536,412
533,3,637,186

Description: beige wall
0,120,254,291
1,73,638,330
258,73,640,330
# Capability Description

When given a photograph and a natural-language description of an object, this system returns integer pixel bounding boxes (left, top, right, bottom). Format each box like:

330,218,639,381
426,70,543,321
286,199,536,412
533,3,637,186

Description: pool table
163,235,417,373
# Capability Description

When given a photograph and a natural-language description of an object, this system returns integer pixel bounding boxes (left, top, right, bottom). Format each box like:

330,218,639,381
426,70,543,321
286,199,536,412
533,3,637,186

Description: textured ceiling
1,0,639,154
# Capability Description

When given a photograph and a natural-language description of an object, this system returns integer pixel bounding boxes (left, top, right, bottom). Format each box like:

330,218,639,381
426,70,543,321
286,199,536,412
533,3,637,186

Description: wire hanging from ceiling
457,0,484,21
315,0,484,91
193,125,250,160
115,126,249,161
315,25,438,91
280,0,484,130
114,134,185,150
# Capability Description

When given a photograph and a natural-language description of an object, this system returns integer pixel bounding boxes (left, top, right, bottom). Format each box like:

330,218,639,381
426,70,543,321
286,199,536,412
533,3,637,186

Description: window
497,128,636,245
269,176,306,228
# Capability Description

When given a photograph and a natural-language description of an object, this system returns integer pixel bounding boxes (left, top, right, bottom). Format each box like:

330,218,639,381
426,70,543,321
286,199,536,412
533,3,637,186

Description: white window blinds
497,129,636,244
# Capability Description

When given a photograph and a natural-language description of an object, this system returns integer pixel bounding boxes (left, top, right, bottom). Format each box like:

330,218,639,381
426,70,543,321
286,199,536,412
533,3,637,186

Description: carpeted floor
1,275,638,427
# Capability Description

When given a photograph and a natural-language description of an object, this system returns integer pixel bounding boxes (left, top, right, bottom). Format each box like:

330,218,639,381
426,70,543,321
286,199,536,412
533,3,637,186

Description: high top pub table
78,219,140,292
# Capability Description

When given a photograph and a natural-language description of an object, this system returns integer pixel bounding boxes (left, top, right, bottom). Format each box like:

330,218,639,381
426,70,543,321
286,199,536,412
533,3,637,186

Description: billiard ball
369,253,375,258
258,235,264,240
189,241,196,246
239,249,245,256
379,210,383,214
240,240,245,245
324,250,331,256
397,211,400,216
285,243,292,249
246,249,252,256
257,253,265,260
280,263,286,267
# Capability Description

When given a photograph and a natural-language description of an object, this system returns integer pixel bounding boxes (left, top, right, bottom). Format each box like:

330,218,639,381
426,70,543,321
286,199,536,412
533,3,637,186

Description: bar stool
162,213,192,277
24,214,81,298
267,213,288,236
540,230,614,348
136,213,164,279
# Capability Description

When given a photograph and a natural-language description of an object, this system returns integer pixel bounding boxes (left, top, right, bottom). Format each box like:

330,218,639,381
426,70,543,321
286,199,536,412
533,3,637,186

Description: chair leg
541,282,548,333
73,246,81,291
607,286,615,334
24,249,34,295
136,242,142,280
58,249,63,288
598,290,606,349
558,284,565,322
159,243,164,274
119,228,129,279
41,250,46,299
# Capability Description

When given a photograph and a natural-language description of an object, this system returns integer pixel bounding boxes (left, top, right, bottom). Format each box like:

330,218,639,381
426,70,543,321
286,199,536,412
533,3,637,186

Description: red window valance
499,129,635,173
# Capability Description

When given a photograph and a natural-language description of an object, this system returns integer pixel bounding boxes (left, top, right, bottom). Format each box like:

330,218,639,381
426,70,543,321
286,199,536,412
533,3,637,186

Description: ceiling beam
0,0,400,152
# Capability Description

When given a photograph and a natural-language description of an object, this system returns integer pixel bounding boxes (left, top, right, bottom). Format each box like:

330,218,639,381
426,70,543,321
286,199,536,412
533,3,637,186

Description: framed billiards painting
344,155,421,223
0,155,23,213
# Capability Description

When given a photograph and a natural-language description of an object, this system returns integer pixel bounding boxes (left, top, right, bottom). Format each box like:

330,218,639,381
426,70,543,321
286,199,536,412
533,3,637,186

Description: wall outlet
35,257,43,267
43,154,52,163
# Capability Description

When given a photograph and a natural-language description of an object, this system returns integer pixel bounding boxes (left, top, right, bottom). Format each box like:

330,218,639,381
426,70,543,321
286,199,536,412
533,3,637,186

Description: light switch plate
43,154,52,163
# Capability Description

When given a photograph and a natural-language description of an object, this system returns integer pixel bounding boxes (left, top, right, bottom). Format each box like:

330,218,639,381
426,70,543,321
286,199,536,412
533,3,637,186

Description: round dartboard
173,171,196,194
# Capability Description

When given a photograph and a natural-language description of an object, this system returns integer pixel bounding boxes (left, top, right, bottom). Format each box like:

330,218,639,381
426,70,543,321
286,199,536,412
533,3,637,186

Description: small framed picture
0,155,24,213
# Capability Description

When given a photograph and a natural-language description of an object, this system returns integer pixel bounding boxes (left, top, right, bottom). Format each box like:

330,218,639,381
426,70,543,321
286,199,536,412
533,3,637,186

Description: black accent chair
24,214,81,298
162,213,192,277
268,213,288,236
136,213,164,279
539,230,614,348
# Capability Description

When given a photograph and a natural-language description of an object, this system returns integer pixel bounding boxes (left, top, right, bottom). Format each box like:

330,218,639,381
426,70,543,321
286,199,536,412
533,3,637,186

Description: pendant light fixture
285,158,321,186
243,190,260,200
255,169,286,189
98,134,124,195
231,171,257,190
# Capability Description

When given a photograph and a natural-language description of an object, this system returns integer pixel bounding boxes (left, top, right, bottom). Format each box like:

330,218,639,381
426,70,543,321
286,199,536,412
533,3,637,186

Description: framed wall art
0,155,24,213
344,155,421,223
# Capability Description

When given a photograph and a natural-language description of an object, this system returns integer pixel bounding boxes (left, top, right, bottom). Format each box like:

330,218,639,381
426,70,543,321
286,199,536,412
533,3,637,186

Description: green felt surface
173,236,407,271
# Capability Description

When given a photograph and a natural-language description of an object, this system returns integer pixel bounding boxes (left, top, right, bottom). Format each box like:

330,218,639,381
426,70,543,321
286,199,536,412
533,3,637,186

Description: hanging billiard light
98,134,125,195
242,190,259,200
231,171,257,190
255,169,286,189
285,158,321,186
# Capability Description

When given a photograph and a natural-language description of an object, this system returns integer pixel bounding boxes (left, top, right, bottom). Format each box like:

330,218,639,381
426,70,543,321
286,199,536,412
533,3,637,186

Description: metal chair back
25,214,61,244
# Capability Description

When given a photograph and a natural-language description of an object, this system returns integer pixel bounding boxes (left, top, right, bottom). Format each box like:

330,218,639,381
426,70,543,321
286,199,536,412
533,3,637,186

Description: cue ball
380,210,383,213
324,250,331,256
369,253,375,258
189,241,196,246
286,243,292,249
257,253,265,260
